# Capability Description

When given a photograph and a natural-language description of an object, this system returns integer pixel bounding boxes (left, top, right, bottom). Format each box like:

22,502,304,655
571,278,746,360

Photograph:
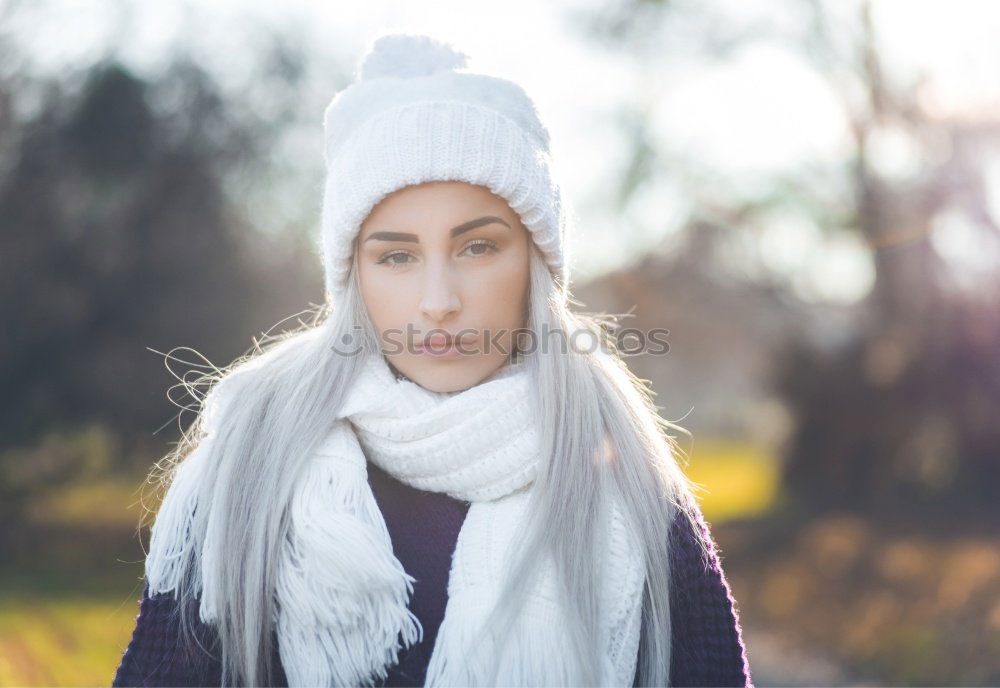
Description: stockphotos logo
331,323,669,357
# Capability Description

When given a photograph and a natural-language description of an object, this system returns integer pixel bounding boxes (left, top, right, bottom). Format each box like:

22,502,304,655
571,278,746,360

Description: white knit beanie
319,31,571,303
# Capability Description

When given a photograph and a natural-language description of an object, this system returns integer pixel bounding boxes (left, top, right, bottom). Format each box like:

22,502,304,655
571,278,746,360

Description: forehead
361,181,514,227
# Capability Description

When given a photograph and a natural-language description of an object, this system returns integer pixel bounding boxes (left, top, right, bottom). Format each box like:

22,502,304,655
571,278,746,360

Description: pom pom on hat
359,32,469,81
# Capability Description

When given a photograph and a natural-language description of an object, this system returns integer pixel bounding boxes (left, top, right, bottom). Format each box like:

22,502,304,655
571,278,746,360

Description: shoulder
666,497,737,607
666,499,754,687
112,580,223,687
668,498,718,574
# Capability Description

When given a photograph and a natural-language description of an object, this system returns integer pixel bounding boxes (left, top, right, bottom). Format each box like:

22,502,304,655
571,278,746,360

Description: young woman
113,32,752,688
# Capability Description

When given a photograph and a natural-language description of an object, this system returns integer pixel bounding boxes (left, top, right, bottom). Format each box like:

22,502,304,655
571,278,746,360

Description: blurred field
0,596,140,686
683,439,781,522
2,471,149,686
719,513,1000,685
9,443,1000,686
0,443,774,686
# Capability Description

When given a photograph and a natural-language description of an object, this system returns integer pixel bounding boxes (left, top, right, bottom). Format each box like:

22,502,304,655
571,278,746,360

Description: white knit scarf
145,353,645,687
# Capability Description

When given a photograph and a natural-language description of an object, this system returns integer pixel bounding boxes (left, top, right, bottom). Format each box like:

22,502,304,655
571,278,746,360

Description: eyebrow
362,215,511,244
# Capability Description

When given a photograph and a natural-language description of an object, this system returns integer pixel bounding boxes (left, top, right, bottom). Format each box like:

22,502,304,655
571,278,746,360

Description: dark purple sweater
112,461,752,687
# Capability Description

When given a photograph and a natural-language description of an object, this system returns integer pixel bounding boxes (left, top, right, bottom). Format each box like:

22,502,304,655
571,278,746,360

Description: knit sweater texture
112,459,752,687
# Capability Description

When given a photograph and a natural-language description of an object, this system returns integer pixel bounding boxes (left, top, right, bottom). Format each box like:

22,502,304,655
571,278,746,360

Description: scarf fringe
146,381,233,619
145,437,210,600
276,423,422,687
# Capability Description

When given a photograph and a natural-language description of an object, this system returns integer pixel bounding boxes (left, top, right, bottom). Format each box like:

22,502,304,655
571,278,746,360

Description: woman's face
356,181,531,393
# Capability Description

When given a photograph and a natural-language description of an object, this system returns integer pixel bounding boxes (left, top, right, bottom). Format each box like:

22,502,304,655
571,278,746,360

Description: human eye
459,239,499,258
375,250,414,267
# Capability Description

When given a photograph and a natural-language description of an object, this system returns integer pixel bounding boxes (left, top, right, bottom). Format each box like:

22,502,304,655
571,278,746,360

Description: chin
389,354,509,393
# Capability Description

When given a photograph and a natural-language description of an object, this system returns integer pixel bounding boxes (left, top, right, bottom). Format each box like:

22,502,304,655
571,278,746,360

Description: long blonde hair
144,243,710,687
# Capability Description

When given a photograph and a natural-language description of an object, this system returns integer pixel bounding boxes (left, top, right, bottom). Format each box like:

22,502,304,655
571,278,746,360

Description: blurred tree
571,0,1000,519
0,34,322,512
774,0,1000,518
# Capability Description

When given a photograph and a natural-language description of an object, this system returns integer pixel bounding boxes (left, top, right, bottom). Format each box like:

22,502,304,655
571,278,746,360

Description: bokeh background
2,0,999,685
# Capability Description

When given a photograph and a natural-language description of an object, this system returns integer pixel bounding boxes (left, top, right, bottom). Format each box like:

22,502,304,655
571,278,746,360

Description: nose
419,263,461,322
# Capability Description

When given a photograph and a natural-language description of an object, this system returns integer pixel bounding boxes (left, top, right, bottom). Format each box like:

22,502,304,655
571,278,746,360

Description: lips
414,334,476,352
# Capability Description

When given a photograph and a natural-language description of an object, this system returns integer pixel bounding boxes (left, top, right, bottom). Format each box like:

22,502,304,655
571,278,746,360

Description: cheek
358,266,411,331
469,250,529,327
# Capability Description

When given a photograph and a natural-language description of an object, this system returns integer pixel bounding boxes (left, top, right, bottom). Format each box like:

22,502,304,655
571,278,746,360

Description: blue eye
375,251,413,267
461,239,499,257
